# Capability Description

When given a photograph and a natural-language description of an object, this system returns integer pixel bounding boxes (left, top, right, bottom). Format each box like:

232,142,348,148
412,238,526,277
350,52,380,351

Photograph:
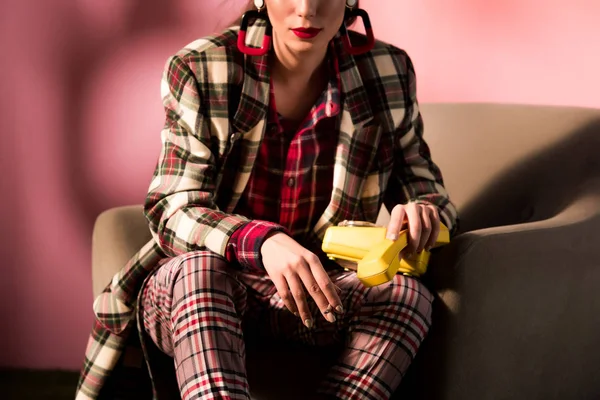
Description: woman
77,0,458,399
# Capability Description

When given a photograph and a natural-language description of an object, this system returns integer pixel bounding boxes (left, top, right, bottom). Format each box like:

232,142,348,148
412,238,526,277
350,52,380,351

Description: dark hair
231,0,359,27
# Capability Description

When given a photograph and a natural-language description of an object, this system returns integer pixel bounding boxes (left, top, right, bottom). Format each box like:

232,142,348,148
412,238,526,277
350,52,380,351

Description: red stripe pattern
141,252,433,399
227,45,341,268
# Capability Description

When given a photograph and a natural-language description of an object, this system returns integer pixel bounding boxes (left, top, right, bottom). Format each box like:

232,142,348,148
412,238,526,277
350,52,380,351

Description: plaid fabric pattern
224,220,286,270
230,45,341,262
140,251,433,400
77,240,164,400
140,252,250,399
76,21,459,400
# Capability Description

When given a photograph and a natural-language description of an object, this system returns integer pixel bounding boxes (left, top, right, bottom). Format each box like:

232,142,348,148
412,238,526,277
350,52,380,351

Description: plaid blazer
76,21,458,400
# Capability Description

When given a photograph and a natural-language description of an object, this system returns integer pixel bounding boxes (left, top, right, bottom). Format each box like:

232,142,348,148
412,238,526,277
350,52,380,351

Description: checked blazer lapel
226,23,271,213
224,23,383,235
313,37,382,238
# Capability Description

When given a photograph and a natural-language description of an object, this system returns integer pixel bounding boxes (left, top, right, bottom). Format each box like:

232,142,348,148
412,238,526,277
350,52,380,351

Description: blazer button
286,178,295,187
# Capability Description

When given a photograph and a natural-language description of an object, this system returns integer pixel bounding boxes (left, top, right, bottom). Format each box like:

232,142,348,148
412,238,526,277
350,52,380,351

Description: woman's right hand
260,232,344,329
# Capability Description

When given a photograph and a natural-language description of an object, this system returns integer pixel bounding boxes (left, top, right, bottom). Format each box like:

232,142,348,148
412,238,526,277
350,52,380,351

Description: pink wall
1,0,598,370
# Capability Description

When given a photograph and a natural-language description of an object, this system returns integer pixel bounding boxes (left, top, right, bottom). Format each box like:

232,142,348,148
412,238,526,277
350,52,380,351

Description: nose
297,0,317,18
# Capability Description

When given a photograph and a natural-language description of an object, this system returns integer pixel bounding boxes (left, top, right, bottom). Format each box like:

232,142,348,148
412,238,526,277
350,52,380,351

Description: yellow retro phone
322,221,450,287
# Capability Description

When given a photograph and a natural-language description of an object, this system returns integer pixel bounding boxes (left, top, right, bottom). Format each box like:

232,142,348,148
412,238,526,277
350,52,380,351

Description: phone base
322,222,449,287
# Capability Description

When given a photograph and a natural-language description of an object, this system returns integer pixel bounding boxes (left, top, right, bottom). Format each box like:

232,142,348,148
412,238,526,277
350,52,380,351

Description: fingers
394,203,441,254
405,203,422,254
387,205,407,240
283,253,343,327
271,275,298,316
285,270,313,329
282,254,342,328
297,270,336,324
260,233,343,328
303,253,343,319
415,206,431,253
424,205,440,251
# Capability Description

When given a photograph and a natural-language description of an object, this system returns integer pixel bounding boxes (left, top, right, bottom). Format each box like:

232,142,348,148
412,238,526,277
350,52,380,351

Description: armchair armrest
400,185,600,400
91,205,152,299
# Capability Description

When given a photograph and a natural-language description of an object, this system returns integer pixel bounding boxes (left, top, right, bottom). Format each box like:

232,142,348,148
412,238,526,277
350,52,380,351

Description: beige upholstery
91,103,600,399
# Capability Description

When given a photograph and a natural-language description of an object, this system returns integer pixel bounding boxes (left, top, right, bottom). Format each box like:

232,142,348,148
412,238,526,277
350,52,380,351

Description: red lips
291,27,322,39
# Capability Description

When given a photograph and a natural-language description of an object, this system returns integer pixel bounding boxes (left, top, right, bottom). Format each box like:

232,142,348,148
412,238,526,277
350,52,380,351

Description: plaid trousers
139,250,433,400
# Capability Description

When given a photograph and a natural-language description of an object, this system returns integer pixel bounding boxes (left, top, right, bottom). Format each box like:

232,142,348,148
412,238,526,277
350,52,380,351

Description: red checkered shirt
226,51,341,271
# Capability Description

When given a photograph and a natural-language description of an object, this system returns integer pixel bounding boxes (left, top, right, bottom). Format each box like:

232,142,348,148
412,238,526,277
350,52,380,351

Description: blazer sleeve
144,55,282,259
383,52,459,235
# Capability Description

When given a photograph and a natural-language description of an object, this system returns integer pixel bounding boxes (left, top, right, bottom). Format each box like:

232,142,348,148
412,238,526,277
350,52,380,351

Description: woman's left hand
386,202,441,255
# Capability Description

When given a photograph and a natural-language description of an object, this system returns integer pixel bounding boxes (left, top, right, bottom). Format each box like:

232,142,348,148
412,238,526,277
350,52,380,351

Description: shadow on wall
0,0,245,369
67,0,244,230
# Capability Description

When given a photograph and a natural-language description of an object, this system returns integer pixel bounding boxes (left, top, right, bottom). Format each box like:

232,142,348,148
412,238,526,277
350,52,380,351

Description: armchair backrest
419,103,600,232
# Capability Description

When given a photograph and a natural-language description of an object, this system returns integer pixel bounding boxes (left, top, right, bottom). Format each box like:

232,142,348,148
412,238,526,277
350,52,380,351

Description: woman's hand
260,233,343,329
386,202,441,255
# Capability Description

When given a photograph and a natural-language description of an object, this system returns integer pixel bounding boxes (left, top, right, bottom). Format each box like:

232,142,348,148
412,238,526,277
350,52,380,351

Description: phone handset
322,222,450,287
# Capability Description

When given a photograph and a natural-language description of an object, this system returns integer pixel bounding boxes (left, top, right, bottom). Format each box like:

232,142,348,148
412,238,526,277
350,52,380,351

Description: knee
142,251,245,353
364,275,434,329
387,275,434,330
157,251,239,300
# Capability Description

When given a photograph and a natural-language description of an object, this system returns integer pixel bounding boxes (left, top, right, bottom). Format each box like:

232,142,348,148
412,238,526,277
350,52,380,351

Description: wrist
260,231,284,253
232,221,288,271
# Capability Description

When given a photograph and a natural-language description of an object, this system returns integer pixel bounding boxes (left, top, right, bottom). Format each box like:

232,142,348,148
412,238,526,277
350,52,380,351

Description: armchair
91,103,600,399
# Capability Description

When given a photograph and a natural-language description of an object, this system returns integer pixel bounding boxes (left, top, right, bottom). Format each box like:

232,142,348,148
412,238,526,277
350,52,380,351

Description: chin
289,42,316,53
288,37,327,54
